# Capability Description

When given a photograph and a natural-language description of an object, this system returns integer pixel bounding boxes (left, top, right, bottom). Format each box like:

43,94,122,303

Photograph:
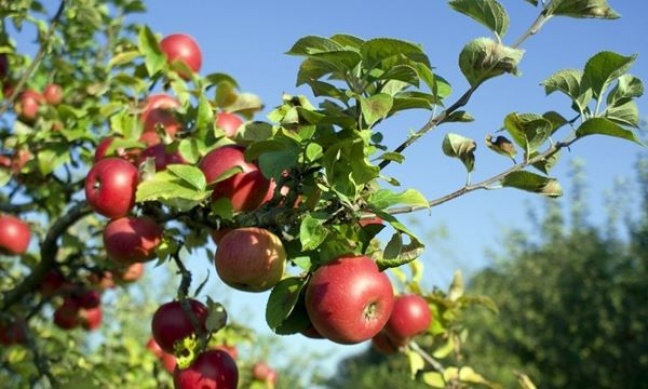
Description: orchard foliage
0,0,643,388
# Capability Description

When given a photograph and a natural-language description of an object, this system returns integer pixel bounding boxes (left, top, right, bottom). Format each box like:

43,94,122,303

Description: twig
0,0,68,116
409,340,445,375
387,137,577,216
379,87,476,171
511,10,552,49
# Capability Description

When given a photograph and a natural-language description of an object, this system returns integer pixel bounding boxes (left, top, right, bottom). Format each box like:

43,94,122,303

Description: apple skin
384,294,432,340
94,136,141,163
151,299,209,354
80,306,102,331
115,262,144,283
199,145,272,213
216,345,238,360
140,93,182,146
173,349,238,389
0,317,27,346
305,255,394,345
214,227,286,292
43,83,63,105
15,89,43,123
215,112,243,138
252,362,277,385
74,289,102,309
87,270,115,290
147,337,165,359
160,33,202,76
136,143,186,171
0,214,31,255
85,157,139,219
371,331,407,355
103,216,163,264
53,298,81,330
161,352,177,374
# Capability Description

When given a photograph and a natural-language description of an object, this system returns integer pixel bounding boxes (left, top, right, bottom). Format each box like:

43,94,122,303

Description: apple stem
408,340,445,375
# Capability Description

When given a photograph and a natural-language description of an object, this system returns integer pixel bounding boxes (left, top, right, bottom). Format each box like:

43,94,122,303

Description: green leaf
531,149,561,175
605,100,640,127
305,143,323,162
546,0,620,19
607,74,644,106
501,171,563,197
442,133,477,173
377,233,425,270
37,143,70,175
287,36,344,56
445,110,475,123
541,69,591,113
449,0,510,39
486,135,517,159
137,170,211,210
503,113,553,153
108,50,141,68
543,111,569,134
166,165,206,191
575,117,643,144
423,372,446,388
361,38,428,70
360,94,393,127
137,26,165,76
448,270,464,301
583,51,637,99
368,189,429,211
300,214,329,251
257,140,301,181
266,277,307,331
406,349,425,378
459,38,524,87
195,94,214,135
376,65,420,86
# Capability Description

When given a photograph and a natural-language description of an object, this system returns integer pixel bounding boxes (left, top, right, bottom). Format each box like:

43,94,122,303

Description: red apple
115,262,145,283
215,112,243,138
94,136,141,163
301,324,324,339
74,289,102,309
305,255,394,344
151,299,208,354
136,143,185,171
160,33,202,77
43,83,63,105
140,94,181,146
209,228,232,245
199,145,272,213
371,331,406,355
174,349,238,389
161,352,177,374
147,337,164,358
9,149,32,175
251,362,277,385
0,317,27,346
214,227,286,292
384,294,432,340
53,298,80,330
15,89,43,123
80,306,102,331
40,270,69,297
85,157,139,219
103,216,162,264
359,216,383,227
0,214,31,255
216,345,238,360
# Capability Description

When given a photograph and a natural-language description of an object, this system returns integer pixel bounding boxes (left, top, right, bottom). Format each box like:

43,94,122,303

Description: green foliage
463,159,648,388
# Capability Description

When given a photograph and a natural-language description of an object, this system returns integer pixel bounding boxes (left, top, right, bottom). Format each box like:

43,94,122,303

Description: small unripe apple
15,89,43,123
0,214,31,255
214,227,286,292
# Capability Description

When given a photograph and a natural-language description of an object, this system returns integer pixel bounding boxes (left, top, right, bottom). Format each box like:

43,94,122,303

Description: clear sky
11,0,648,381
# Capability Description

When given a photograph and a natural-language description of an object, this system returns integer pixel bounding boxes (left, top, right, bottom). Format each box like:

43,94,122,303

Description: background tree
463,157,648,388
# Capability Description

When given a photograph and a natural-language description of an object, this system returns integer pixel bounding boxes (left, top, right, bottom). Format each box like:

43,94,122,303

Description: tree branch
379,87,476,171
1,201,92,311
409,340,445,375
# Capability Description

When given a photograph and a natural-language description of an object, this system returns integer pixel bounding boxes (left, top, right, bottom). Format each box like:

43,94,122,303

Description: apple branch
409,340,446,375
1,201,92,311
387,137,578,216
378,87,477,171
0,0,67,117
511,6,552,49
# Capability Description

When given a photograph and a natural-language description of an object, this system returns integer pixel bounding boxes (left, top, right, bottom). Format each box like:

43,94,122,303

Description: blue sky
10,0,648,380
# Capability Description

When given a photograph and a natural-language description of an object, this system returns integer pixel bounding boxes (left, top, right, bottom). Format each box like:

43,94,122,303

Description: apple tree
0,0,644,388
